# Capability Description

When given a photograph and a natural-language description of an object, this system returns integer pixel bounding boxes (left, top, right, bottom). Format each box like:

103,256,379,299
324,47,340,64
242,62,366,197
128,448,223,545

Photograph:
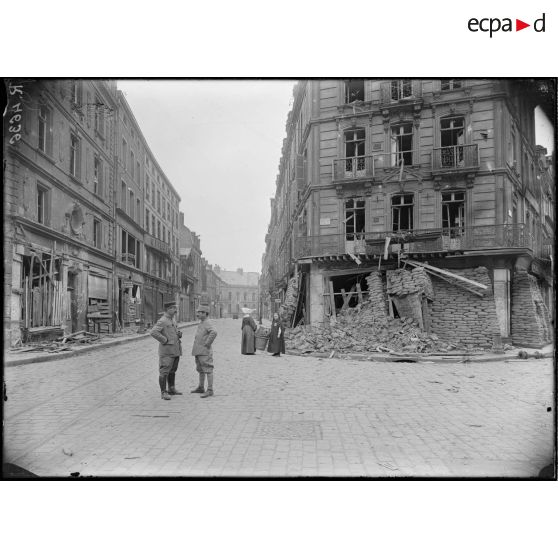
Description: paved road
3,319,555,477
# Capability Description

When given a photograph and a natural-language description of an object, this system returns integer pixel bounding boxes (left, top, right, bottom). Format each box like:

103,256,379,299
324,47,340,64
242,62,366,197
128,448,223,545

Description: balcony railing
432,144,479,171
295,225,536,259
144,232,170,255
332,151,415,180
380,80,423,105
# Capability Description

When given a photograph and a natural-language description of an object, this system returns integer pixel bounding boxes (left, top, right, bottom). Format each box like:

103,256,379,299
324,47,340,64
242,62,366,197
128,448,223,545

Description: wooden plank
405,260,488,290
328,280,337,323
341,286,356,310
356,283,363,304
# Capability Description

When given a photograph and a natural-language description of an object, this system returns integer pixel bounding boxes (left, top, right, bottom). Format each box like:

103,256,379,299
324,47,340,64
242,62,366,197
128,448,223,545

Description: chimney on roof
237,268,243,275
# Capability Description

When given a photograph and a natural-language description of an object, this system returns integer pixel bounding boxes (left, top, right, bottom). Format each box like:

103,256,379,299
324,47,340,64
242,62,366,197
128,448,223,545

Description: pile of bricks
286,298,462,355
511,270,553,347
429,267,499,349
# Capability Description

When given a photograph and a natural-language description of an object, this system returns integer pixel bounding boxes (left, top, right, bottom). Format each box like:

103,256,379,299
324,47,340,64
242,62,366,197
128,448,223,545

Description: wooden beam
328,280,337,323
405,260,488,290
356,283,363,304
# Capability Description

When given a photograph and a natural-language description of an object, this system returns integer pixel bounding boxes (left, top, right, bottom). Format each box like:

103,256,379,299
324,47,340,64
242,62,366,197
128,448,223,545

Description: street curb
285,349,554,364
4,322,199,368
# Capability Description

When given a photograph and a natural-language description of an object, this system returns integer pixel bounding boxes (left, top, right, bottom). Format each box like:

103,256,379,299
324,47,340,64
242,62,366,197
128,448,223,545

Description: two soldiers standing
150,302,217,400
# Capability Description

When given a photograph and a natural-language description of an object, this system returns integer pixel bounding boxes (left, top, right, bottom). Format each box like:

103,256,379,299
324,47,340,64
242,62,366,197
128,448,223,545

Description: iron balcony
295,224,544,260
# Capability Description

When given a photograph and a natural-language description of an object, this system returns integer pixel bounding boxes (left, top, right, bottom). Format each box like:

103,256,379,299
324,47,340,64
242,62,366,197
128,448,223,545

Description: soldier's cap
196,305,210,314
163,301,178,309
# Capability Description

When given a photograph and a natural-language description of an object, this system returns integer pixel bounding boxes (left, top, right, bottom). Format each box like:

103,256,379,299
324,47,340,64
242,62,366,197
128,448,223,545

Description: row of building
261,79,554,348
3,79,258,346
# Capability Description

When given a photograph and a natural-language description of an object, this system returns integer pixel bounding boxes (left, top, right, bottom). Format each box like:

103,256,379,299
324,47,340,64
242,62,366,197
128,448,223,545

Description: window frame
69,132,81,178
37,183,49,225
390,123,414,166
38,104,52,154
440,79,463,91
93,218,102,248
391,193,415,232
93,154,103,196
344,79,365,104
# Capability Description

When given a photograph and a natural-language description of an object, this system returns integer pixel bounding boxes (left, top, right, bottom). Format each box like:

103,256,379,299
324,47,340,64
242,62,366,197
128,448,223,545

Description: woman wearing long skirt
241,312,257,354
267,312,285,356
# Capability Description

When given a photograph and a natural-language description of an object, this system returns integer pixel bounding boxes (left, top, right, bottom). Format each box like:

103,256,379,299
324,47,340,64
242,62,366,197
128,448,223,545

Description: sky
119,80,296,274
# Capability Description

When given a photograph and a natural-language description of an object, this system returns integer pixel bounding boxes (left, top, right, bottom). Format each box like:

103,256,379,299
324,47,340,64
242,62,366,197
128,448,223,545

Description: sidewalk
4,321,200,368
4,318,553,368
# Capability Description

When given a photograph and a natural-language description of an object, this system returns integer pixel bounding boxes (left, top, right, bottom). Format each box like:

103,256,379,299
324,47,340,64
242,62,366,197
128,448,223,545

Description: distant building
214,266,259,318
178,214,202,321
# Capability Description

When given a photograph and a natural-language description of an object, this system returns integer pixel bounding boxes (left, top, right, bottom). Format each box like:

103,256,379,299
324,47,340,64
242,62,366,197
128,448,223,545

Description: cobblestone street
3,319,554,477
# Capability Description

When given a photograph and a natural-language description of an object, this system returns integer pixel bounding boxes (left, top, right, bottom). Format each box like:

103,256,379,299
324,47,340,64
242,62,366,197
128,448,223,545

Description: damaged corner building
261,79,554,353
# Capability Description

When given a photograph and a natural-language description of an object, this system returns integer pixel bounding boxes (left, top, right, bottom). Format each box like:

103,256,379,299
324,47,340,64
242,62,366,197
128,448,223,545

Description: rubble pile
9,330,101,354
286,299,465,355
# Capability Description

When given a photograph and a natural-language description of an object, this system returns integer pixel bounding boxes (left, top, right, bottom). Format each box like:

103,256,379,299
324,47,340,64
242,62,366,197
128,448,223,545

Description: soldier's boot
201,373,214,398
190,373,205,393
160,376,171,400
167,373,183,395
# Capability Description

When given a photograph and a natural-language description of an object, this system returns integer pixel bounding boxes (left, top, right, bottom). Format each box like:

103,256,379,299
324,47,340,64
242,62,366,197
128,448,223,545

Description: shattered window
345,198,366,241
390,80,412,101
442,192,465,235
441,79,462,91
440,117,465,167
391,124,413,166
392,194,414,232
344,128,366,174
344,79,365,103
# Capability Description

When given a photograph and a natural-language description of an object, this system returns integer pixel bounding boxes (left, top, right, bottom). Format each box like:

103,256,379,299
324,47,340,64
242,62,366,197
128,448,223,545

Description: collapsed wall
429,267,500,349
511,270,553,348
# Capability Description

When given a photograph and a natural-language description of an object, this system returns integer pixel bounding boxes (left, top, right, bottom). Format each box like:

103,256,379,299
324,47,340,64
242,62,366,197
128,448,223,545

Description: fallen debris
286,299,468,356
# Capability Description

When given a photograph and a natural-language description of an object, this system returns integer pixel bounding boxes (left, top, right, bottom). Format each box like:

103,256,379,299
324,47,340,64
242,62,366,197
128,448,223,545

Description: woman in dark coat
241,313,258,354
267,312,285,356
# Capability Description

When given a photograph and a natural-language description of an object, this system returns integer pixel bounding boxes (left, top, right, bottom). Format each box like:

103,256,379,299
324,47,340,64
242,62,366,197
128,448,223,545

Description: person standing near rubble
240,308,258,355
190,305,218,398
267,312,285,357
150,301,183,400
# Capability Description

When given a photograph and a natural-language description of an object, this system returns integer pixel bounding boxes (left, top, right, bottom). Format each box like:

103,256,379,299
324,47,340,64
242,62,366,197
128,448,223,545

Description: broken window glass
391,124,413,166
390,80,412,101
344,129,366,176
345,198,366,252
344,79,365,103
442,192,465,238
441,79,462,91
392,194,414,232
440,117,465,167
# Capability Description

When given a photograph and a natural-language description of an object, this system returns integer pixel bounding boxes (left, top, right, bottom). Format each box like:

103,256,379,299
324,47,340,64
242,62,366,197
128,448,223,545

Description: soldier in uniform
150,301,183,400
190,305,218,398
